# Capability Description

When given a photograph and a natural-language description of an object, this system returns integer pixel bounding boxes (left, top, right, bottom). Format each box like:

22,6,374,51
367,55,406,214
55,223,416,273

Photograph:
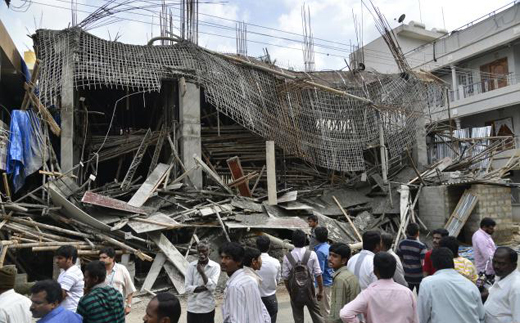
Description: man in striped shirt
440,236,478,283
396,223,427,293
220,242,271,323
77,260,125,323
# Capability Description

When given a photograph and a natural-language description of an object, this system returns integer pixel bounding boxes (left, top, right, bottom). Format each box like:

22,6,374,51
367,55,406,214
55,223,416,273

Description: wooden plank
128,213,182,234
140,252,167,292
48,183,122,236
128,163,171,207
194,155,234,194
266,141,277,205
148,232,189,277
226,156,251,197
82,191,149,215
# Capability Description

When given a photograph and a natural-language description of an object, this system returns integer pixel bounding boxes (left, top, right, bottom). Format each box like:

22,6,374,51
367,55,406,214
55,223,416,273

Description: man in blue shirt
314,226,334,317
30,280,82,323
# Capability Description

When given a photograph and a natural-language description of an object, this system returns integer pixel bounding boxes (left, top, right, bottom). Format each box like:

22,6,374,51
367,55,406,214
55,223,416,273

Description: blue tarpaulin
6,110,45,192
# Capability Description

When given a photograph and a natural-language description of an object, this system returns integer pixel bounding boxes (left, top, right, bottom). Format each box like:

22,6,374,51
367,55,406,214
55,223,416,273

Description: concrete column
178,78,202,188
455,118,461,130
60,51,77,173
451,65,459,101
413,114,428,169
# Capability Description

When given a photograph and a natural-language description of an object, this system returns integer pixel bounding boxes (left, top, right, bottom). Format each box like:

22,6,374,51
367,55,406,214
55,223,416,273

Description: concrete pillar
178,78,202,188
451,65,459,101
60,55,76,173
455,118,462,130
413,114,428,169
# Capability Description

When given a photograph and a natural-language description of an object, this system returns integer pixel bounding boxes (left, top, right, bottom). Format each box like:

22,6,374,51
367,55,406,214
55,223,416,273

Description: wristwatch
126,304,132,308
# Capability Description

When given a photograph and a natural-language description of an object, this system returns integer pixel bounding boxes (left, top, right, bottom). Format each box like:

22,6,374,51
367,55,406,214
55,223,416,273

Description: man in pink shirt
339,252,418,323
472,218,496,276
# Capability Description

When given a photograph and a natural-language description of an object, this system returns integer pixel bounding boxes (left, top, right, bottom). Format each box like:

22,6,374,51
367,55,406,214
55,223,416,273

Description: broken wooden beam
226,156,252,197
82,191,149,215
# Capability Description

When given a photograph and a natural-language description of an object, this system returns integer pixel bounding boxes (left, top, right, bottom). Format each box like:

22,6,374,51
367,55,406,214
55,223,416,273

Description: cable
27,1,351,59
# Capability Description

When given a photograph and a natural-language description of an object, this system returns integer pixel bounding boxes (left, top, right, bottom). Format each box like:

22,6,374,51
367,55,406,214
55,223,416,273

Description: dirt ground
127,287,313,323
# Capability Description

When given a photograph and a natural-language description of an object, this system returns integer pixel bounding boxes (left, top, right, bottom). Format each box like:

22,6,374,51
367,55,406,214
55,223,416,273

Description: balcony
430,72,520,122
449,72,519,102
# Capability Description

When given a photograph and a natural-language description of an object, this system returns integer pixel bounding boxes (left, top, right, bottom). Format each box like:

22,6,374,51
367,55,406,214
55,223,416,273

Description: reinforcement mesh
33,28,445,172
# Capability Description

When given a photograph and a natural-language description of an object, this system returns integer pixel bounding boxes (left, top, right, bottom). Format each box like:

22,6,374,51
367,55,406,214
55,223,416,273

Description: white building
352,2,520,217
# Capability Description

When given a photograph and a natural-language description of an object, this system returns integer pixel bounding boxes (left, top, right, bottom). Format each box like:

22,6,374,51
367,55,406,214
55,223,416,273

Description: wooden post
266,141,277,205
332,196,362,242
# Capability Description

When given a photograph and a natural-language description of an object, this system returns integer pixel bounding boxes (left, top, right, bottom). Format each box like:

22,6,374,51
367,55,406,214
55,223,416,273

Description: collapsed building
0,13,517,295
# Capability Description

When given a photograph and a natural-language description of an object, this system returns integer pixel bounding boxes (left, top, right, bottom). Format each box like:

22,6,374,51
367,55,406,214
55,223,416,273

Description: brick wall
418,185,466,230
463,184,513,244
418,184,513,244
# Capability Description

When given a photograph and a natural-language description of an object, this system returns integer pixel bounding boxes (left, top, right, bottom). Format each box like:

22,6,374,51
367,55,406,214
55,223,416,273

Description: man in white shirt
283,229,324,323
484,247,520,323
220,242,270,323
347,231,381,291
0,266,31,323
185,242,221,323
99,247,136,315
243,247,263,286
380,233,408,287
55,245,84,312
256,235,281,323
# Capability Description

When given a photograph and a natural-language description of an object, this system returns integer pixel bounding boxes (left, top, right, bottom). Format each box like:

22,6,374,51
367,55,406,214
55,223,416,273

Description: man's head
307,214,318,228
315,227,328,244
99,247,116,267
30,280,63,318
406,223,420,239
480,218,496,235
143,292,181,323
55,245,78,270
380,233,394,252
373,252,397,279
243,247,262,271
196,242,210,263
256,235,271,253
432,228,449,249
0,266,16,293
84,260,107,290
492,247,518,278
292,229,307,248
219,242,244,276
362,231,381,253
431,247,455,270
328,243,351,270
439,236,459,258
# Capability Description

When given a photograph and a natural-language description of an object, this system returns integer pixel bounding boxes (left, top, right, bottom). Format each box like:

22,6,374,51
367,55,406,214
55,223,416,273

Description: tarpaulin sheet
6,110,45,192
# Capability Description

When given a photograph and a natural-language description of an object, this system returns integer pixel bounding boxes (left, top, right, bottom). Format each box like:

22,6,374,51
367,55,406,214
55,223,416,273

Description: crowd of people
0,215,519,323
0,246,180,323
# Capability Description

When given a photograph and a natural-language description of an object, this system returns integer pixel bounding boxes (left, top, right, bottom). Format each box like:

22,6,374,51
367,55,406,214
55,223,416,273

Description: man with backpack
283,229,325,323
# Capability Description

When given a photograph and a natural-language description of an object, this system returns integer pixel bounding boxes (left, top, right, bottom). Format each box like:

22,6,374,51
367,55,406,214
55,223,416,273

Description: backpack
286,250,315,305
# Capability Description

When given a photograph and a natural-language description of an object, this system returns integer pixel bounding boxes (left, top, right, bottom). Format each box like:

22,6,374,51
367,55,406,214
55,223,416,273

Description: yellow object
23,51,36,70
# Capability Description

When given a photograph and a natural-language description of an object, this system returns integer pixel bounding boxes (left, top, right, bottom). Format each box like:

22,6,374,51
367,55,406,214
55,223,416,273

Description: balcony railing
448,72,519,102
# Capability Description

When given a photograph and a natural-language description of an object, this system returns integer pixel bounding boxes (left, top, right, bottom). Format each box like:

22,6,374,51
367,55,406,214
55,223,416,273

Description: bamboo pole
332,196,363,242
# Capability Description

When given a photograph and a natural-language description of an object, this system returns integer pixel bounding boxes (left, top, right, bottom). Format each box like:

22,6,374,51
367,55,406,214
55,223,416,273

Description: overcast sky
0,0,515,70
